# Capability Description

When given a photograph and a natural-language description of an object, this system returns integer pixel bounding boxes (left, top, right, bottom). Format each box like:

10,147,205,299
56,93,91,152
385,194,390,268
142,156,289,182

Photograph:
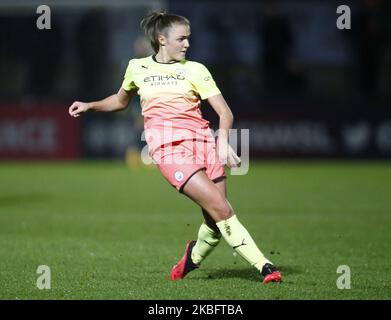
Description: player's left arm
207,94,241,168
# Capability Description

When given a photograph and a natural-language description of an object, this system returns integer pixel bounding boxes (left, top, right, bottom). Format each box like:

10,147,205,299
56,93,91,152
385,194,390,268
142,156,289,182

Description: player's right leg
190,180,225,266
170,182,224,281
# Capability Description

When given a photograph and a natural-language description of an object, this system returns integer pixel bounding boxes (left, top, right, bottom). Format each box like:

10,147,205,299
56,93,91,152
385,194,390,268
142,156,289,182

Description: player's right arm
68,87,136,117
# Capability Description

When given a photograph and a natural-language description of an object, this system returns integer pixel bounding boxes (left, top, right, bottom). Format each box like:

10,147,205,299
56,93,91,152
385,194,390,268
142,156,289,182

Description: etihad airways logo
144,74,185,82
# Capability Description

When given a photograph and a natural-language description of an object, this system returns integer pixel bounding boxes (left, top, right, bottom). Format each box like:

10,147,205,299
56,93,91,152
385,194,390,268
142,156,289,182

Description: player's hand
217,139,241,168
68,101,89,118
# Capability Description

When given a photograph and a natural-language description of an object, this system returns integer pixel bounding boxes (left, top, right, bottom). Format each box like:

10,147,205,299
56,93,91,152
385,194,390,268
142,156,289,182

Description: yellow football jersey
122,55,221,154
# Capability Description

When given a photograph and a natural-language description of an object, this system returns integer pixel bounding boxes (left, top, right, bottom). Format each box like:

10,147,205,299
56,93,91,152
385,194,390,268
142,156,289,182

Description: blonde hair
140,11,190,53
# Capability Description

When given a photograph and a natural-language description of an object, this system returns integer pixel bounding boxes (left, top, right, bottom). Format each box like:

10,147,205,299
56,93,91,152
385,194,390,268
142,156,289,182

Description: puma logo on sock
233,239,247,249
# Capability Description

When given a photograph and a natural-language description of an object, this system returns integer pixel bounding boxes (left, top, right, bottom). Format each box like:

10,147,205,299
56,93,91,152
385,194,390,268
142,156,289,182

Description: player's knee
212,200,234,221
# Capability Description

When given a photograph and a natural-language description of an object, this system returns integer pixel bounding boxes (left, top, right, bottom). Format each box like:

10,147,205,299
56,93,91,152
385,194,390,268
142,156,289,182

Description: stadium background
1,0,391,160
1,0,391,300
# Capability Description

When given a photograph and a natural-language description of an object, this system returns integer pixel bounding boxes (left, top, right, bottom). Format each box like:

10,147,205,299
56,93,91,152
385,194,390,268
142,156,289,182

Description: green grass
0,160,390,299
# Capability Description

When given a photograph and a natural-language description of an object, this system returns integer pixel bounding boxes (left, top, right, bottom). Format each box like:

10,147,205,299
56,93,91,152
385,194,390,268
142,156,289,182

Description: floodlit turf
0,160,390,300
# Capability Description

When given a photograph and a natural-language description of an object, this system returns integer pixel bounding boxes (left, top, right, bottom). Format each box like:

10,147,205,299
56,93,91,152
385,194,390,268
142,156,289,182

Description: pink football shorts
151,138,226,193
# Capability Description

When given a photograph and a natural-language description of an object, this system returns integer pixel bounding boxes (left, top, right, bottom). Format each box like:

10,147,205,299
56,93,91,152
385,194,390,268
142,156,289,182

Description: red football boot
170,241,199,281
262,263,282,283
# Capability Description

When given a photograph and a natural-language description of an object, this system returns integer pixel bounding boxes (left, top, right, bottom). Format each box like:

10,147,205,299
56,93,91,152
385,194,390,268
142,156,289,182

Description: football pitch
0,160,390,300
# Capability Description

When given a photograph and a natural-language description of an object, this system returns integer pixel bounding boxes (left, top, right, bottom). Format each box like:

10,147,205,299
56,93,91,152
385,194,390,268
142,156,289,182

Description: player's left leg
181,171,282,283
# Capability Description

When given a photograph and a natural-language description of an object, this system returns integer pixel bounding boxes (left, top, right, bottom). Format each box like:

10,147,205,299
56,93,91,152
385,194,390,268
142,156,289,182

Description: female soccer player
68,11,282,283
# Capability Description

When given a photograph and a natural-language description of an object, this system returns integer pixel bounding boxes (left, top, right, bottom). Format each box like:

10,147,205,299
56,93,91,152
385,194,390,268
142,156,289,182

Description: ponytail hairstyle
140,11,190,53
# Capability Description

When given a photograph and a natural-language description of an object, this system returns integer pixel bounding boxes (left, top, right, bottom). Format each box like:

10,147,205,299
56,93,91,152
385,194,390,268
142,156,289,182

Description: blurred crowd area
1,0,390,114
